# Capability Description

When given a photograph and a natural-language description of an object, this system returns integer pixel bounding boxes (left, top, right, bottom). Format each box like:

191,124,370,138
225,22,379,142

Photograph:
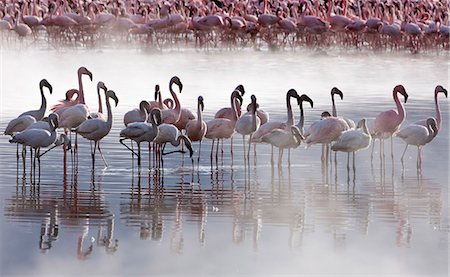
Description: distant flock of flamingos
4,66,447,173
1,0,449,52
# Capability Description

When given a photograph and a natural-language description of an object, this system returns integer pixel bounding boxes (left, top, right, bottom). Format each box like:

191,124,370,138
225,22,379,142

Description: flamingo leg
347,152,350,172
198,140,202,166
137,142,141,167
247,134,252,161
271,145,274,165
321,144,325,162
288,148,291,166
230,137,233,155
210,139,215,162
401,144,408,162
216,138,219,161
97,141,108,167
242,135,246,162
120,138,139,157
352,152,356,172
370,139,375,162
390,136,394,160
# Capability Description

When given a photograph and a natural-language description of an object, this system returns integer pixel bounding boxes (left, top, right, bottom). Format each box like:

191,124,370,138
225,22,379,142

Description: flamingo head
180,135,194,158
65,89,79,101
287,88,299,99
331,87,343,100
250,94,257,112
48,113,59,130
297,94,314,108
291,126,305,141
40,79,53,94
435,85,448,98
235,84,245,96
394,84,408,103
78,67,93,81
170,76,183,93
154,84,160,101
106,90,119,107
321,111,331,118
246,102,260,112
140,100,151,113
198,96,204,111
356,118,367,128
427,117,438,134
232,90,243,106
97,81,107,93
150,108,162,125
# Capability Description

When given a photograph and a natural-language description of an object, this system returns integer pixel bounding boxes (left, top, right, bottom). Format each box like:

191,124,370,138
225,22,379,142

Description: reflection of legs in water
400,144,408,163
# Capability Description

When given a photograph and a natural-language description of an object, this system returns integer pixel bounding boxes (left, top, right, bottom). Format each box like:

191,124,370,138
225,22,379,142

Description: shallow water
0,49,449,276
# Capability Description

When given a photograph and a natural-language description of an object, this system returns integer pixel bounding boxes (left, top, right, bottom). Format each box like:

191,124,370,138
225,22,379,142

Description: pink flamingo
161,76,183,124
51,66,93,115
123,101,151,126
186,96,207,164
205,90,242,161
372,84,408,159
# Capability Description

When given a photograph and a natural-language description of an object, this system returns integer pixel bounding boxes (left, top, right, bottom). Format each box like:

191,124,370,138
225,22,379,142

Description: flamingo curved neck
231,94,239,122
158,91,163,107
39,85,47,120
97,90,103,113
169,80,181,120
299,102,305,130
77,72,86,104
105,96,113,128
286,93,294,126
196,102,203,127
393,90,405,123
331,95,337,117
434,91,442,129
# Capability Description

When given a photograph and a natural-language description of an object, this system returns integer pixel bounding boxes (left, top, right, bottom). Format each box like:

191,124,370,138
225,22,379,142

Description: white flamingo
414,85,447,130
153,123,194,164
120,109,161,167
18,79,53,121
235,94,261,160
396,117,438,167
9,113,59,173
295,94,314,135
331,118,372,169
261,126,304,166
123,100,151,126
76,90,119,167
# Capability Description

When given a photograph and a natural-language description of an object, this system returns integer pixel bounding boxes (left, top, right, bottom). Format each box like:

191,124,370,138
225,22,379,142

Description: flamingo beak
443,88,448,98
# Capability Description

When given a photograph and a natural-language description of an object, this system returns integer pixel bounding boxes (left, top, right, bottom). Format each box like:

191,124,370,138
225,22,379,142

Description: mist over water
0,48,448,276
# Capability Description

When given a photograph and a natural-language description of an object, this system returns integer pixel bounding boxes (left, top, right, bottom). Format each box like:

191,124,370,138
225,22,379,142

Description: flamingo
235,94,261,160
51,66,93,115
185,96,207,164
120,109,161,167
161,76,183,124
90,82,108,120
372,84,408,159
205,90,242,160
214,85,245,153
331,118,372,170
4,115,36,161
251,89,300,142
414,85,447,130
261,126,304,166
396,117,437,167
304,115,350,162
153,123,194,163
76,90,119,167
9,113,59,173
123,100,151,126
13,11,32,38
16,78,52,121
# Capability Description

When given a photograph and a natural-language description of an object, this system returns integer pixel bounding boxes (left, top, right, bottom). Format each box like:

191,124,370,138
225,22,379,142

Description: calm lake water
0,48,448,276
